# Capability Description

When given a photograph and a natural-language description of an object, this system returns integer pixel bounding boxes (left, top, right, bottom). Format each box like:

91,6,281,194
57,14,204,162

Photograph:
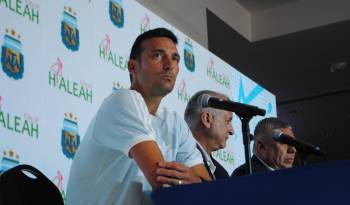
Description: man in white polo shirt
66,28,211,205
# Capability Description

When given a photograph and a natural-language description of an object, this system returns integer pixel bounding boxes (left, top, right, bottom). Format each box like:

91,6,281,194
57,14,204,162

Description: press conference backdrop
0,0,276,200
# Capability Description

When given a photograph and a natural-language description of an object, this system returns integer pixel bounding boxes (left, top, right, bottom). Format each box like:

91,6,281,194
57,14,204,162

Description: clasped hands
155,161,201,187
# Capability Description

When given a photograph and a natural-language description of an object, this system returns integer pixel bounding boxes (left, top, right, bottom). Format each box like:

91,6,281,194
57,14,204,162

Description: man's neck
195,134,213,155
130,86,163,115
143,96,162,115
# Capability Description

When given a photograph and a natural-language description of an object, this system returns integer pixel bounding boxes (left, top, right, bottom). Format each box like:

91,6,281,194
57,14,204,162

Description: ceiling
236,0,302,12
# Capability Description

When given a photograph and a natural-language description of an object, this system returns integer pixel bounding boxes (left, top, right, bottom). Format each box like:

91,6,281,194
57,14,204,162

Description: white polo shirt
66,88,202,205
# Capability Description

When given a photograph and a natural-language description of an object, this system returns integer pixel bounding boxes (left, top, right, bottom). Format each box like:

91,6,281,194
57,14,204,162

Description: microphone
272,129,326,157
199,94,266,117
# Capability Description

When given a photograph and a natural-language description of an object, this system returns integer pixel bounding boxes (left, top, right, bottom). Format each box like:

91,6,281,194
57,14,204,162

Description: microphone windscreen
272,129,283,140
198,94,211,107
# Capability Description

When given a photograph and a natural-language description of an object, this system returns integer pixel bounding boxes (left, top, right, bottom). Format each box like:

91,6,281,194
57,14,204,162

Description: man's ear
200,111,213,129
128,59,137,75
256,139,267,154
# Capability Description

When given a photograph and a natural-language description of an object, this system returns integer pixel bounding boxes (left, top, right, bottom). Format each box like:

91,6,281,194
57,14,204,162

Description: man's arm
129,140,165,190
130,141,211,190
155,162,212,186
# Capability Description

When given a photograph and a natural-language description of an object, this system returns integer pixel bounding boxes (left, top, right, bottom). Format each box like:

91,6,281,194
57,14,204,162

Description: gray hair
184,90,228,131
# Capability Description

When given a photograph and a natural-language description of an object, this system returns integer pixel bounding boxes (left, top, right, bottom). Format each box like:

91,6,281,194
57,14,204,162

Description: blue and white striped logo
109,0,124,28
1,29,24,80
61,7,79,51
61,113,80,159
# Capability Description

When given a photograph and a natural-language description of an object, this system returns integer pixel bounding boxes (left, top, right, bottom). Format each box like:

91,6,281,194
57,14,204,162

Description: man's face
265,128,297,169
207,109,234,151
129,37,180,97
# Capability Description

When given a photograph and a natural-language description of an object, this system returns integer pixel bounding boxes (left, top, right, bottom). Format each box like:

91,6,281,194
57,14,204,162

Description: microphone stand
237,112,254,175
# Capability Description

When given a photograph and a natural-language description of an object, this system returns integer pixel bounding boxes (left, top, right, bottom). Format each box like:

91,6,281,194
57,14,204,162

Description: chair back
0,164,64,205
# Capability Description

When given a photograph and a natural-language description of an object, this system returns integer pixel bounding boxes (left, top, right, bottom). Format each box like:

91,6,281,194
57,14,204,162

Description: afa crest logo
0,149,20,173
61,113,80,159
1,29,24,80
184,37,195,72
61,7,79,51
109,0,124,28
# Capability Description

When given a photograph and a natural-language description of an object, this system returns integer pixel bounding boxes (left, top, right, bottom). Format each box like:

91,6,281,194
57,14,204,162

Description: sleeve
174,113,204,167
93,89,156,156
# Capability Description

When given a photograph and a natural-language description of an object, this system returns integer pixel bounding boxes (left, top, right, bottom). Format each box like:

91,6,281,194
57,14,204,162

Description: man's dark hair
254,117,291,139
129,27,178,60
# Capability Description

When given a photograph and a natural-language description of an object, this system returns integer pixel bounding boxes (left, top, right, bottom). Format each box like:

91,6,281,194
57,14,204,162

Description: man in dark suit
232,117,297,177
184,90,234,180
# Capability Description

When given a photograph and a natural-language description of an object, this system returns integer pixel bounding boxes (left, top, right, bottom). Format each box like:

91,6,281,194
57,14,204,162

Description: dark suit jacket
211,155,229,179
196,144,229,180
231,155,270,177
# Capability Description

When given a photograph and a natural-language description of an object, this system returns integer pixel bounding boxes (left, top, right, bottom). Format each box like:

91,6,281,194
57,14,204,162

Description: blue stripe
238,78,264,104
64,11,76,21
185,43,193,50
4,35,21,50
4,34,21,45
185,46,193,52
3,42,20,52
1,158,19,172
63,120,78,128
63,118,78,126
63,15,77,28
63,11,77,23
64,118,77,124
112,0,122,5
63,12,77,24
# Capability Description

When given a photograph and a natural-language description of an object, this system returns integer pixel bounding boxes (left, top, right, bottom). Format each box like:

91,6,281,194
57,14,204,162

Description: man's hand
155,161,202,187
